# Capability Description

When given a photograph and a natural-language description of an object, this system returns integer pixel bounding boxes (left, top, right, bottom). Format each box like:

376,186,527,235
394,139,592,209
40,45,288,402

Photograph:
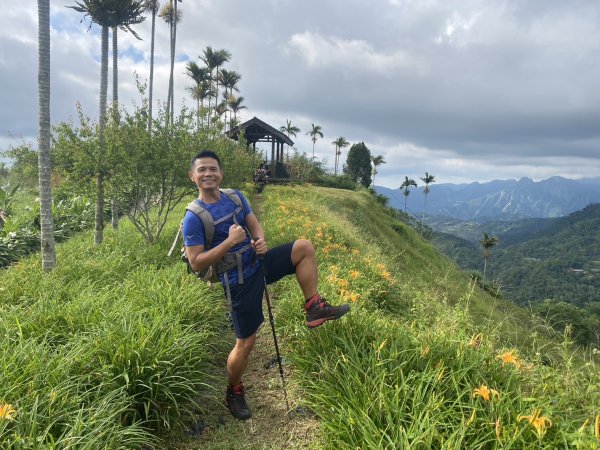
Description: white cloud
286,31,422,74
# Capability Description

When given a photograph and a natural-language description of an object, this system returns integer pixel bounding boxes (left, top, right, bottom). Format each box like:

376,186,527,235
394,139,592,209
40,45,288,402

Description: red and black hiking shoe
305,296,350,328
225,383,252,420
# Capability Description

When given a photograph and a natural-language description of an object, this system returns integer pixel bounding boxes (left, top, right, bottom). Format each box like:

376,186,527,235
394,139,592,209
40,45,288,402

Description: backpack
168,189,252,286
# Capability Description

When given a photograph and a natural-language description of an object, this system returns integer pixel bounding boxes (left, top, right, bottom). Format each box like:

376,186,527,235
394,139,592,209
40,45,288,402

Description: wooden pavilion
226,116,293,180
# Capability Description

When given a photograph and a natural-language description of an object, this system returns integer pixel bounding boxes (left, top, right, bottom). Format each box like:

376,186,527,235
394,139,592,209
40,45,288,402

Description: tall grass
261,185,600,449
0,217,230,448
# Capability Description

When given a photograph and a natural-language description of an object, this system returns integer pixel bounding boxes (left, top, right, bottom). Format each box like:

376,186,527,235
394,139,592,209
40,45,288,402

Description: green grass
0,218,231,448
1,185,599,448
261,185,600,449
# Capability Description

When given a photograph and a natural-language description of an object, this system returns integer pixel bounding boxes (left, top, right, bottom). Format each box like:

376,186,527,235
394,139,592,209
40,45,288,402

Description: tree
420,172,435,230
185,61,210,130
69,0,146,244
227,95,246,127
344,142,372,188
480,232,499,282
220,69,241,129
159,0,182,127
212,48,231,122
144,0,159,132
370,154,386,186
306,123,323,160
110,5,145,230
280,119,300,161
400,176,417,213
200,46,230,123
37,0,55,271
332,137,349,176
279,119,300,139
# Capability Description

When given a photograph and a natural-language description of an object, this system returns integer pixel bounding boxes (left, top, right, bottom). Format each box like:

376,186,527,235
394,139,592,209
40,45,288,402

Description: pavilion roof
226,116,294,147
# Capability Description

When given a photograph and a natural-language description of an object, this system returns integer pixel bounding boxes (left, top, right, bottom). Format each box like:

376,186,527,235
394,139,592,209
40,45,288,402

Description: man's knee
235,334,257,355
293,239,315,259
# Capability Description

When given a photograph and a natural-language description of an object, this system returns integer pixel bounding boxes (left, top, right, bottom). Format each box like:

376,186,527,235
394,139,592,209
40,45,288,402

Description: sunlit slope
258,184,599,449
263,185,540,347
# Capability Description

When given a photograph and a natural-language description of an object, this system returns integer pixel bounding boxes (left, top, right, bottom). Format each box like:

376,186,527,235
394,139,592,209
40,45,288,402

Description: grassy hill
1,185,599,449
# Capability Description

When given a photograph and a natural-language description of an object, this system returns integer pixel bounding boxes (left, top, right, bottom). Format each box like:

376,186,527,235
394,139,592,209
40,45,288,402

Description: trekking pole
258,256,291,413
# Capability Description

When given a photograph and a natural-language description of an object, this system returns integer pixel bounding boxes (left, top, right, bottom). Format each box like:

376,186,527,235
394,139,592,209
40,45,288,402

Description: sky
1,0,599,188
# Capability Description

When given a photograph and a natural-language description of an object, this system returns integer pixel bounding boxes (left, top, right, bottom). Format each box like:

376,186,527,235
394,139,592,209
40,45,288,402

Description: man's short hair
191,150,222,170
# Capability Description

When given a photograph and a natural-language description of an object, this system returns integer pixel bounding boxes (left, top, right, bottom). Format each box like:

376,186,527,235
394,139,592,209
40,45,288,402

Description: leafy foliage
52,100,258,243
344,141,372,188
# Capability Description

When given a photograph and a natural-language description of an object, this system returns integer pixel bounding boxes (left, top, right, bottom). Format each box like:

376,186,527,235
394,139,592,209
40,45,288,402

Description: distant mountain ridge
375,176,600,221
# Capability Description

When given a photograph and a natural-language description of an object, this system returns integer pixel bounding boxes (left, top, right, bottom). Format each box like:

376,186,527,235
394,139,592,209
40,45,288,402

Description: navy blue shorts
227,241,296,339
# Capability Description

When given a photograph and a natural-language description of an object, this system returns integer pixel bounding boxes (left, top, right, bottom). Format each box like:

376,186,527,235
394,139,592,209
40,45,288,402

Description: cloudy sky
2,0,599,188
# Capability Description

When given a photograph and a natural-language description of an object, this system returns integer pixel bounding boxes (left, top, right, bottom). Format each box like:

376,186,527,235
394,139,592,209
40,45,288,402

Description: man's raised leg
290,239,350,328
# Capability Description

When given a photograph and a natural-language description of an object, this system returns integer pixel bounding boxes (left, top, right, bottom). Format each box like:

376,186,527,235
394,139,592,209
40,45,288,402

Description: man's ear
188,170,195,182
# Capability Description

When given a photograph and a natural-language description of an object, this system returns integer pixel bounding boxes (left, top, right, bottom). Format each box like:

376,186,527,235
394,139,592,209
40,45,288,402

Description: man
183,150,350,421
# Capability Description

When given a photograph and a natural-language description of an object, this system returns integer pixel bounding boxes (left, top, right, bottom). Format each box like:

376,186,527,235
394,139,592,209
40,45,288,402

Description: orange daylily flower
518,409,552,439
472,384,500,402
0,403,16,421
497,350,521,368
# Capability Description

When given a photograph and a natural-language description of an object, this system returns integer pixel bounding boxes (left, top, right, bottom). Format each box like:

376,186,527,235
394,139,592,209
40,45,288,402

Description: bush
310,173,358,190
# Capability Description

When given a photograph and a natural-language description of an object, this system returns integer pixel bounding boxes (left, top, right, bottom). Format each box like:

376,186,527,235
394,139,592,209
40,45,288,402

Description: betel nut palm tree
332,136,349,176
144,0,159,132
220,69,241,129
280,119,300,139
227,95,246,128
420,172,435,230
68,0,145,245
307,123,323,160
400,176,417,213
110,2,145,230
185,61,210,130
159,0,182,127
280,119,300,161
37,0,56,271
480,232,499,283
370,154,385,186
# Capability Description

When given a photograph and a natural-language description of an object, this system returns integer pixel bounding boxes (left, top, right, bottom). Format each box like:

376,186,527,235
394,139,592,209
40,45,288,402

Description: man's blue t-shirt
182,190,257,285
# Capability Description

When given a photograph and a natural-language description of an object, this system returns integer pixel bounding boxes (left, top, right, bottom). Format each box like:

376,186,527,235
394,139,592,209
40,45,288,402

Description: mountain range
375,176,600,221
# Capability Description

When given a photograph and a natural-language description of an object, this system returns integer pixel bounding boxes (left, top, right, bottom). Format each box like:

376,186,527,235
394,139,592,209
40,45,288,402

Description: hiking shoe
305,296,350,328
225,383,252,420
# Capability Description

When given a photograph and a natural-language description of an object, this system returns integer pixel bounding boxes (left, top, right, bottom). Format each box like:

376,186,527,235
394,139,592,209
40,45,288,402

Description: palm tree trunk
95,24,109,245
37,0,55,271
483,257,488,282
148,2,156,132
165,3,173,127
111,26,119,230
422,191,428,232
170,0,177,128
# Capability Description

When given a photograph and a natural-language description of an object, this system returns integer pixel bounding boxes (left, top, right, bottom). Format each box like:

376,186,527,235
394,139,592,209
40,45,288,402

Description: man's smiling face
190,157,223,191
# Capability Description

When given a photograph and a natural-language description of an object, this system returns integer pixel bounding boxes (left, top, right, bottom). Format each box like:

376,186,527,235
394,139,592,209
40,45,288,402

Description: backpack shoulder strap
221,188,244,211
186,200,215,249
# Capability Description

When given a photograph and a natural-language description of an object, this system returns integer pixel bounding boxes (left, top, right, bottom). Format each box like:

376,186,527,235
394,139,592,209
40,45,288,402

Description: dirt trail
169,192,320,450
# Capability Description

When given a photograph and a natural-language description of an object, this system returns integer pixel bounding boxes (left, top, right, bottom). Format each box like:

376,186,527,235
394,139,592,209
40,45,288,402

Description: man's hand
251,237,267,255
228,224,246,245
